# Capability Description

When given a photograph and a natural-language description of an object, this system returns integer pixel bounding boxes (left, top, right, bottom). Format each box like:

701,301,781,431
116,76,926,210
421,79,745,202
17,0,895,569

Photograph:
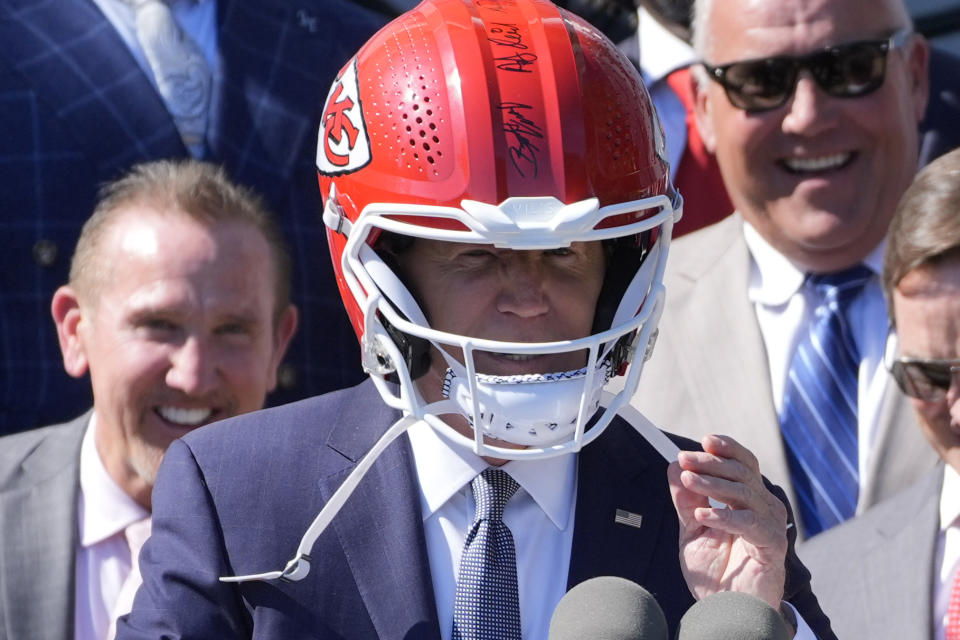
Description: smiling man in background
0,159,298,640
623,0,940,539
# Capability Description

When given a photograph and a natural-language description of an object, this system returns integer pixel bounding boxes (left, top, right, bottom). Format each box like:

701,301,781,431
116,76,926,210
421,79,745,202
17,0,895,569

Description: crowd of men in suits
1,0,960,637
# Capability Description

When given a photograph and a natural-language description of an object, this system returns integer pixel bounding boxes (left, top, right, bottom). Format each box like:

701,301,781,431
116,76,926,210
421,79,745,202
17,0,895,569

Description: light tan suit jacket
617,213,938,537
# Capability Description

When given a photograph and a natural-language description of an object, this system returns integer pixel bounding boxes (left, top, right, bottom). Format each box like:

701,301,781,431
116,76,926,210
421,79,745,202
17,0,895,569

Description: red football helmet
317,0,681,459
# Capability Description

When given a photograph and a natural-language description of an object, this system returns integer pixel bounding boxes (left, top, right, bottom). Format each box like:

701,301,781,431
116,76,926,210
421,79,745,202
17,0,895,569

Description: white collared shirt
74,415,149,640
406,420,577,640
743,223,893,502
934,465,960,640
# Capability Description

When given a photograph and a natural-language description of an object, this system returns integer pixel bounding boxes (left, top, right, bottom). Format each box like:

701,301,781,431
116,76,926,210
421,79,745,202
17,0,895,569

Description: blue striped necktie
779,265,873,537
452,469,522,640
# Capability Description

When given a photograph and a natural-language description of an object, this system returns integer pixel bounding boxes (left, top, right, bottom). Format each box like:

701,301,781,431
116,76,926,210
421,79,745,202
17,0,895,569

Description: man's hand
668,434,789,610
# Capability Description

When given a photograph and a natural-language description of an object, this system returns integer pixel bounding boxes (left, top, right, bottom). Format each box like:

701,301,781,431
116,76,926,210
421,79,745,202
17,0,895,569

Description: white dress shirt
74,415,150,640
407,420,577,640
934,465,960,640
406,419,817,639
743,223,893,505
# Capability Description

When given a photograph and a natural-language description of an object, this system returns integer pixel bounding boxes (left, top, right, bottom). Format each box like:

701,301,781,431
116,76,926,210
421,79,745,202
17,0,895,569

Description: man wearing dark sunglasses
621,0,939,540
803,147,960,639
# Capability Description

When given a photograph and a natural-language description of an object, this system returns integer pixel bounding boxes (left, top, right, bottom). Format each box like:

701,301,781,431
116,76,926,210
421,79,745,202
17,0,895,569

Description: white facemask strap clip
219,413,419,583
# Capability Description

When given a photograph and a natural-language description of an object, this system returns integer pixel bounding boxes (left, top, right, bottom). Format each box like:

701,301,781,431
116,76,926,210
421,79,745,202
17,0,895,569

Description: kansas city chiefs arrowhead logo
317,58,371,175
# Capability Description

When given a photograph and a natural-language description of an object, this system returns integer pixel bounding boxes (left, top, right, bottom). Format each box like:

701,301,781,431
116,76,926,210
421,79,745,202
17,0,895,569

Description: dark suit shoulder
180,378,398,467
919,46,960,167
0,415,87,489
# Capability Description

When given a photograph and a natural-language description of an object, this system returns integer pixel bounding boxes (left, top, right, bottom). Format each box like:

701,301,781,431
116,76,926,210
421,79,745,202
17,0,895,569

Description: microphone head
549,576,668,640
676,591,792,640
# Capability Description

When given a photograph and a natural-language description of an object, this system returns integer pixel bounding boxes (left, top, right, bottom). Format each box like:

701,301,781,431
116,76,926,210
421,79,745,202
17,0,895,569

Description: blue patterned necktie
131,0,211,154
780,264,873,537
452,469,522,640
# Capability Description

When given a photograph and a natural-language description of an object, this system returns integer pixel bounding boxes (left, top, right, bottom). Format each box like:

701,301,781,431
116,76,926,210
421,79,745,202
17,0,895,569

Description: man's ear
267,304,299,391
51,286,90,378
905,33,930,123
692,68,718,154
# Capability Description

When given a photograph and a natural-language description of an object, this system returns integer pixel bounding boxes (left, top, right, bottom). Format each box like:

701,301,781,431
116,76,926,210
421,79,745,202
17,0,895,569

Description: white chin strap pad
441,362,610,446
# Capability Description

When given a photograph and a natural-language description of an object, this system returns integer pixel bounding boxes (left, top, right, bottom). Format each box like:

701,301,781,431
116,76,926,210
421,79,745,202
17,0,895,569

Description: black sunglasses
890,357,960,401
701,28,912,112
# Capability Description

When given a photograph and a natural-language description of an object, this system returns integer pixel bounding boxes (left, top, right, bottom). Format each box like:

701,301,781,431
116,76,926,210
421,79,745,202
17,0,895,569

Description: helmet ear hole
381,316,433,381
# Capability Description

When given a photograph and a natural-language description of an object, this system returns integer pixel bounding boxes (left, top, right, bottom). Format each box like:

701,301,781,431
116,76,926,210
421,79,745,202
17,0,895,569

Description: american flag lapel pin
614,509,643,529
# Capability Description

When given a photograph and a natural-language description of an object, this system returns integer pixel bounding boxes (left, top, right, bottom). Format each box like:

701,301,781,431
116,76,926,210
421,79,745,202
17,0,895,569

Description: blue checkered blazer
0,0,391,435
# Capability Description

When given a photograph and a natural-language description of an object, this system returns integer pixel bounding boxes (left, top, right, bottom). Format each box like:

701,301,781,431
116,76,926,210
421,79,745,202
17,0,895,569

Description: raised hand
668,434,790,610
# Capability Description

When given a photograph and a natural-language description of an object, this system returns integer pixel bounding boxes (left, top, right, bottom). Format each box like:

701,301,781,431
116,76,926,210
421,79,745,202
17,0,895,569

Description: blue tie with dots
452,468,522,640
779,265,873,537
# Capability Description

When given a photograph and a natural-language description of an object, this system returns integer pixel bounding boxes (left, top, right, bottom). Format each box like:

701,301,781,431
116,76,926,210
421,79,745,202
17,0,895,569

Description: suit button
33,239,58,267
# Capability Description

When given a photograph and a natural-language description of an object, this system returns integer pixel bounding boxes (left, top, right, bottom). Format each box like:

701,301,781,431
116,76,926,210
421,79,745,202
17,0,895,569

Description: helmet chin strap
220,413,419,584
218,290,726,586
218,392,724,585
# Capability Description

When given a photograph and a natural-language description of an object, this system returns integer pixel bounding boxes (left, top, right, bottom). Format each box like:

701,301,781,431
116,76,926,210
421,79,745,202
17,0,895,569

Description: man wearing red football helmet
119,1,834,638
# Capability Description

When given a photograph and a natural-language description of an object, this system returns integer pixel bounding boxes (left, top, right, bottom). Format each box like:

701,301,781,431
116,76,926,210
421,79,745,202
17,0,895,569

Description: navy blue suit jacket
0,0,387,434
919,46,960,168
118,380,834,639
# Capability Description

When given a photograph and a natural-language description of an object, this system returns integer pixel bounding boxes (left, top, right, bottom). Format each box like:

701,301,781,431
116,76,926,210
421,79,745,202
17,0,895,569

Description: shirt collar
407,420,577,531
78,414,150,548
940,464,960,532
743,221,884,307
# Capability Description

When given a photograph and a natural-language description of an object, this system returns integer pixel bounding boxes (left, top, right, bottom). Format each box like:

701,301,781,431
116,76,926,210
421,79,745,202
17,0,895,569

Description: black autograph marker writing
498,102,542,178
488,23,527,49
495,52,537,73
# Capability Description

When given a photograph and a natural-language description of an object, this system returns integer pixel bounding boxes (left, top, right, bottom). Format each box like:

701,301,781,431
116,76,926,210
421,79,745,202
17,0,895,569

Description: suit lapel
0,416,87,640
860,382,939,509
568,418,694,628
667,216,795,508
317,390,441,639
210,0,284,184
0,0,184,175
861,466,941,638
212,0,386,197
